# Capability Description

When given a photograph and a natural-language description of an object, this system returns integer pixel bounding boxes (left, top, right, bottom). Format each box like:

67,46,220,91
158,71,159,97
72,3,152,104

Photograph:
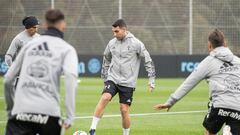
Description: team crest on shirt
27,60,49,79
224,75,240,91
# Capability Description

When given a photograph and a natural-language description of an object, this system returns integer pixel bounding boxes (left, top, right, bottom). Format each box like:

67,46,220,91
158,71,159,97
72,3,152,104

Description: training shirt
165,47,240,111
101,32,155,88
5,30,40,66
4,28,78,125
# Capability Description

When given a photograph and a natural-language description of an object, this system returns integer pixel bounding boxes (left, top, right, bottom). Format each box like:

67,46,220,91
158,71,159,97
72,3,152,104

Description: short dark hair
22,16,39,29
45,9,64,25
112,19,127,28
208,29,225,48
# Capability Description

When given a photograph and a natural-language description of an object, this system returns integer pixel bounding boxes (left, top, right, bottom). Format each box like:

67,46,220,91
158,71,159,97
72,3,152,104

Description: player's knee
120,105,129,115
101,93,112,102
204,130,215,135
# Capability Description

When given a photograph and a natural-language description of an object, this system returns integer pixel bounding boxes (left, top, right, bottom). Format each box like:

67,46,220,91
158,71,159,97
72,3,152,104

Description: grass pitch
0,77,223,135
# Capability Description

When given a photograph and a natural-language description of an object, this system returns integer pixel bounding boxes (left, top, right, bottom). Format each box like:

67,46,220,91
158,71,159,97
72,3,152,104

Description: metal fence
0,0,239,55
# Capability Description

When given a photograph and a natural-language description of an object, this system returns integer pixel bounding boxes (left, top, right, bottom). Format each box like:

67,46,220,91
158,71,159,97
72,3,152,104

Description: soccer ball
73,130,87,135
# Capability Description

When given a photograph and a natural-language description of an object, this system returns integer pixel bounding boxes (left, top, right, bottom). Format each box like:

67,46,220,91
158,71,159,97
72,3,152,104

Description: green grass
0,77,223,134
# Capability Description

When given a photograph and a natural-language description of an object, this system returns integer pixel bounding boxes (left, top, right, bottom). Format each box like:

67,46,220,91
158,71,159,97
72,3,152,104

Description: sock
90,116,100,130
123,128,130,135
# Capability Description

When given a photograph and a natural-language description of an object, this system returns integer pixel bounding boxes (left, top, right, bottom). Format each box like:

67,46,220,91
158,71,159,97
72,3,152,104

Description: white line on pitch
74,110,207,119
0,110,207,124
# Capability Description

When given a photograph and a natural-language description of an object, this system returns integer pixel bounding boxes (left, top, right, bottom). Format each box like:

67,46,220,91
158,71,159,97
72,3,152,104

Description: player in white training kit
4,16,40,118
89,19,156,135
5,16,40,67
154,29,240,135
4,9,78,135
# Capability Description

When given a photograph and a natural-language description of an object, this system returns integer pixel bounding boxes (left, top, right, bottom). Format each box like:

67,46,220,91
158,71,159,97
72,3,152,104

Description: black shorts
203,107,240,134
102,81,135,106
5,113,61,135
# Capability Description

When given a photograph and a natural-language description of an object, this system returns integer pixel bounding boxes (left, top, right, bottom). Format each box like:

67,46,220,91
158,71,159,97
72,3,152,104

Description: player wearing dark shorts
6,113,61,135
154,29,240,135
103,81,135,106
203,105,240,135
89,19,156,135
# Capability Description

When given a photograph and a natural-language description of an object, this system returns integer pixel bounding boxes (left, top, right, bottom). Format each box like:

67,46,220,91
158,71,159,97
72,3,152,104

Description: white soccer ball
73,130,87,135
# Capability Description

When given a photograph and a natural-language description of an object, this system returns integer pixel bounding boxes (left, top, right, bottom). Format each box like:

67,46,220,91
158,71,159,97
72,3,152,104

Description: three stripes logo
32,42,49,51
28,42,52,57
219,62,238,73
220,62,233,69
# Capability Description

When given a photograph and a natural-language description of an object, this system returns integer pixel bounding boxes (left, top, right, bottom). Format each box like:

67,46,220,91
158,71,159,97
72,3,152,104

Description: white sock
223,125,232,135
123,128,130,135
90,116,100,130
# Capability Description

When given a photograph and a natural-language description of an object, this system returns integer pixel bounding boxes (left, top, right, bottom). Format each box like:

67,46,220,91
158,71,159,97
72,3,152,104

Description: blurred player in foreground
4,9,78,135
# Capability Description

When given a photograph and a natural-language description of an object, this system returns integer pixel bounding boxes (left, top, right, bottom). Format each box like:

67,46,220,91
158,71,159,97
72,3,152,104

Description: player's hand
5,55,12,67
148,81,155,92
154,104,171,111
62,123,71,129
148,84,154,92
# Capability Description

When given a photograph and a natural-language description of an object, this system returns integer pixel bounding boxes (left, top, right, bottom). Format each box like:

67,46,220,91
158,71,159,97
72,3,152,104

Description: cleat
89,129,96,135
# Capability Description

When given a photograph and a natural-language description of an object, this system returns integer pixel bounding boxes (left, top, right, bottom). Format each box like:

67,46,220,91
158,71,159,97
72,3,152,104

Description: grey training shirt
5,30,40,66
4,28,78,125
166,47,240,112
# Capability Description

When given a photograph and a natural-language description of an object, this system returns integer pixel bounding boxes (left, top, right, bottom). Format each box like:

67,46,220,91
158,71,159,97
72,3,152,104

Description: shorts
203,107,240,134
102,81,135,106
5,113,61,135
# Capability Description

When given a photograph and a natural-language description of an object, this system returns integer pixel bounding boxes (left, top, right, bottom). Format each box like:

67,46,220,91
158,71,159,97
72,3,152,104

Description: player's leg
89,93,112,135
202,107,226,135
89,81,118,135
94,92,112,118
118,86,134,135
120,103,130,135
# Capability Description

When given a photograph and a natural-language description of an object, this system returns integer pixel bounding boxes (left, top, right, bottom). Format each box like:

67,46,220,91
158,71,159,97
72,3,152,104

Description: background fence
0,0,240,55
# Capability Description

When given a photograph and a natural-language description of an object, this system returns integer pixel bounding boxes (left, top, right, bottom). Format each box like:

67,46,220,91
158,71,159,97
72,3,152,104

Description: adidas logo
220,62,233,69
32,42,49,51
219,62,239,73
126,99,131,103
28,42,52,57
